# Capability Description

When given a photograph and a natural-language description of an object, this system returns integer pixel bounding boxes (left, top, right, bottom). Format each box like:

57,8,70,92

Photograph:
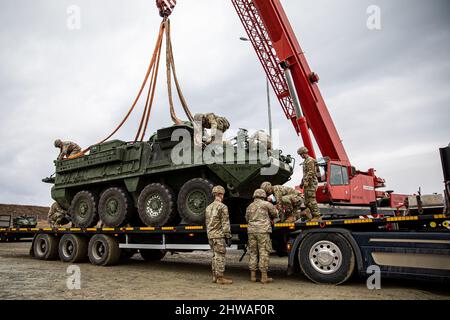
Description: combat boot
261,272,273,284
212,272,217,283
216,276,233,285
250,271,257,282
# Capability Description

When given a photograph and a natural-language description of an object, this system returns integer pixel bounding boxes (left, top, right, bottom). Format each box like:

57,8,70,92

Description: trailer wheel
33,234,59,260
70,191,99,228
177,178,214,225
138,183,176,227
298,233,355,285
99,187,134,227
58,234,88,263
140,249,166,261
88,234,121,266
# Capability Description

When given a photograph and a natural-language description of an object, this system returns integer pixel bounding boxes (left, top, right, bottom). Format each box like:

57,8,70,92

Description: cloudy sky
0,0,449,206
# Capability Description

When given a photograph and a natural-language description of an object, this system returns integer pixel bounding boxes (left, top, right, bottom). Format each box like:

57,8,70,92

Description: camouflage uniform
194,113,230,145
205,200,231,278
57,141,81,160
246,198,278,273
48,202,68,227
302,156,320,218
272,185,304,222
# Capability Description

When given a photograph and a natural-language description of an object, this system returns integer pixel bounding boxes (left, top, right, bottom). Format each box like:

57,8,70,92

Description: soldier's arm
221,205,231,238
268,203,279,219
58,145,69,160
273,188,283,205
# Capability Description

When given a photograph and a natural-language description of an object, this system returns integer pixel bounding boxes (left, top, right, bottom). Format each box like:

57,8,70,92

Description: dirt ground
0,242,449,300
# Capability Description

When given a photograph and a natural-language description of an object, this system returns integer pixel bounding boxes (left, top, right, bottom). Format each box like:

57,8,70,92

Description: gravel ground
0,242,449,300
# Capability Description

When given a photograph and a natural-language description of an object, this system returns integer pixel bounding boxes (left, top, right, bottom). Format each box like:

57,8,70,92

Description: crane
156,0,407,209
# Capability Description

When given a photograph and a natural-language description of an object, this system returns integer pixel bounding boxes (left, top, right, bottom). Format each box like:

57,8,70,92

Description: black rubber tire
177,178,214,225
58,234,88,263
137,183,176,227
70,191,99,228
88,234,121,266
33,234,59,260
98,187,134,228
140,249,167,261
298,233,355,285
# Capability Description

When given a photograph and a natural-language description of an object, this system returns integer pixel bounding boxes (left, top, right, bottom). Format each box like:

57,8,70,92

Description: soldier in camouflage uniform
246,189,278,284
48,202,69,227
54,139,82,160
298,147,321,221
260,182,304,223
205,185,233,285
193,113,230,145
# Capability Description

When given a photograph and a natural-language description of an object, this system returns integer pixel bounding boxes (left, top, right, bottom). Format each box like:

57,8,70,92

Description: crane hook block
156,0,177,17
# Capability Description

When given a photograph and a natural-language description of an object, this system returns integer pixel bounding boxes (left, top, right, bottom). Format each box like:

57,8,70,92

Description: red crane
156,0,406,208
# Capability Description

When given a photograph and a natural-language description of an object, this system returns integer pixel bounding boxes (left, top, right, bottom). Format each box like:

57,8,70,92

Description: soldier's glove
225,236,232,247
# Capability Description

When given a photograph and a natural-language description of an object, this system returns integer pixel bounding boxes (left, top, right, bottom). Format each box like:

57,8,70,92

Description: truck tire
140,249,166,261
177,178,214,225
33,234,59,260
298,233,355,285
70,191,99,228
58,234,88,263
88,234,121,266
99,187,134,228
138,183,176,227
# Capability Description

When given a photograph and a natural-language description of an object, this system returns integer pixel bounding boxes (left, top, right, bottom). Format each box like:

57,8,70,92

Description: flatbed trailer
1,213,449,285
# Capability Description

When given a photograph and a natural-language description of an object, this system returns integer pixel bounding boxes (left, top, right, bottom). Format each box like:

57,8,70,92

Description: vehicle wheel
137,183,176,227
58,234,88,263
298,233,355,285
70,191,99,228
33,234,59,260
177,178,214,225
88,234,121,266
140,249,166,261
98,187,134,228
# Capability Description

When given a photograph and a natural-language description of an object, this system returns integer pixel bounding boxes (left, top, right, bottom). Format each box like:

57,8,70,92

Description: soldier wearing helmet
193,113,230,145
245,189,278,283
54,139,82,161
260,182,304,223
298,146,321,221
205,185,233,285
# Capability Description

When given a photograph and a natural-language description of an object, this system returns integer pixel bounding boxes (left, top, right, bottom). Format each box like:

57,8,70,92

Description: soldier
48,202,70,227
54,139,82,160
246,189,278,284
298,146,321,221
193,113,230,145
260,182,304,223
205,185,233,285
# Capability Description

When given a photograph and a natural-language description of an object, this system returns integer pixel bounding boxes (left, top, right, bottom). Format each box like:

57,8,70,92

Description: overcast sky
0,0,449,206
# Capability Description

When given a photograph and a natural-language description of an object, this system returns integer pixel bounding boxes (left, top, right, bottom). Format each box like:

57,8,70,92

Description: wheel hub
146,194,163,217
106,198,119,216
309,240,342,274
187,191,206,215
78,201,88,216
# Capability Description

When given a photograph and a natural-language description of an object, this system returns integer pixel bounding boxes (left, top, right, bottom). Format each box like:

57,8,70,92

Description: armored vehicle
44,124,293,228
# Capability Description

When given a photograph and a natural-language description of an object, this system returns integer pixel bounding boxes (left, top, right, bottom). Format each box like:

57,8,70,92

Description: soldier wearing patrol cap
298,146,321,221
246,189,278,284
205,185,233,285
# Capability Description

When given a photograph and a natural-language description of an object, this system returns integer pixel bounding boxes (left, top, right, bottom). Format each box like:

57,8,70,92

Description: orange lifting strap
80,17,193,156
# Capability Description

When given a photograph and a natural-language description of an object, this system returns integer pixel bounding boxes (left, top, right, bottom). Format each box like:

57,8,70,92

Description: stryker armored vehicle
44,124,294,228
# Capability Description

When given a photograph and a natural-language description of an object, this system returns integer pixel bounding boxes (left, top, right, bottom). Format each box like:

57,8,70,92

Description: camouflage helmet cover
253,189,267,199
297,146,309,155
212,185,226,195
260,181,272,193
54,139,62,148
217,117,230,131
193,113,204,122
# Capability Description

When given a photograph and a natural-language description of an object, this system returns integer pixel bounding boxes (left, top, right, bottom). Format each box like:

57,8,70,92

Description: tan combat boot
212,272,217,283
216,276,233,285
250,271,257,282
261,272,273,284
